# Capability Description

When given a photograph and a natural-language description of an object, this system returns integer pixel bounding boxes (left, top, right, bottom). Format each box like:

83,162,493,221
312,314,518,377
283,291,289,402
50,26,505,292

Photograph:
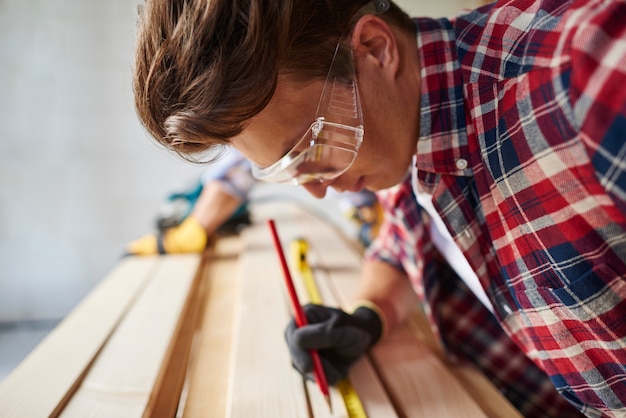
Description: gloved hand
126,215,208,255
285,303,383,385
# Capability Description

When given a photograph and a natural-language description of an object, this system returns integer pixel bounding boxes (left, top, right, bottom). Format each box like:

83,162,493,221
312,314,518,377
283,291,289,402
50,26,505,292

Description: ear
350,15,399,76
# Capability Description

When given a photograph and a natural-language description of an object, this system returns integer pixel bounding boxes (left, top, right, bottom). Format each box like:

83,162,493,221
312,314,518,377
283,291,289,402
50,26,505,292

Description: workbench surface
0,200,521,418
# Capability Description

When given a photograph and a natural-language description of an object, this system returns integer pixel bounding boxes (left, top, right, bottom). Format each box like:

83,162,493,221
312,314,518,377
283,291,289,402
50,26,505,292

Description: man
132,0,626,416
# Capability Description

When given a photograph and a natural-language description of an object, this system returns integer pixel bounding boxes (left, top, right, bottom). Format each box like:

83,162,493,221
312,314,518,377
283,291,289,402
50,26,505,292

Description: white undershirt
411,167,494,313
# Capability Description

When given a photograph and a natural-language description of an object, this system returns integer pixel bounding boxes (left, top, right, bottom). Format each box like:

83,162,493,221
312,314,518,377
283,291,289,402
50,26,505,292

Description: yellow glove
126,216,208,255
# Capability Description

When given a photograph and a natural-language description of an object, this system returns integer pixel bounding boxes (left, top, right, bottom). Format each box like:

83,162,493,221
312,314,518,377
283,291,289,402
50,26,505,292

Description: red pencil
267,219,332,411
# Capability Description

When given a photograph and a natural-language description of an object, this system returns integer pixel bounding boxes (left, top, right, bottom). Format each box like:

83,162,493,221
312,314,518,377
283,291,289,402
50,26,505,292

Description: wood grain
180,235,242,418
249,202,397,417
60,255,201,417
0,256,159,418
2,199,522,418
252,201,512,418
226,219,309,417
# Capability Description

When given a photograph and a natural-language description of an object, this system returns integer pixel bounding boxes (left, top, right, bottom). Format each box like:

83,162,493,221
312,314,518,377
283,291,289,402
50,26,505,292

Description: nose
302,181,330,198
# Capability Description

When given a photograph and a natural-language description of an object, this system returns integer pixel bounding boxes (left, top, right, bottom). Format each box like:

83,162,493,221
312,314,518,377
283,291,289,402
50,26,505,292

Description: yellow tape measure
291,238,368,418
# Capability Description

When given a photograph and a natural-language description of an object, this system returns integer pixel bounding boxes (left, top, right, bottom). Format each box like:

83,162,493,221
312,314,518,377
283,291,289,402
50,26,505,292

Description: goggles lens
251,118,364,185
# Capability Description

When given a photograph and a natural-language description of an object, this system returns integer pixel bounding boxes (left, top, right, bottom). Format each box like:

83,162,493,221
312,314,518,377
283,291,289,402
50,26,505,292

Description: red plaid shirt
368,1,626,417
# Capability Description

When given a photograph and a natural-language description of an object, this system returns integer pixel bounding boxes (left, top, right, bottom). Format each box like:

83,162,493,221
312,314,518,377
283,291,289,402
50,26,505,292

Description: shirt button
456,158,468,170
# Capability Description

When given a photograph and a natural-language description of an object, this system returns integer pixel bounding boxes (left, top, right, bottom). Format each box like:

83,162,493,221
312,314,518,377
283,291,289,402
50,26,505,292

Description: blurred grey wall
0,1,204,322
0,0,478,322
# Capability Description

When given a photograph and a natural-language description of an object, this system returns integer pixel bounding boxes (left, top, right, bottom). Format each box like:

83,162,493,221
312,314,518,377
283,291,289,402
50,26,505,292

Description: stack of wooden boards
0,200,522,417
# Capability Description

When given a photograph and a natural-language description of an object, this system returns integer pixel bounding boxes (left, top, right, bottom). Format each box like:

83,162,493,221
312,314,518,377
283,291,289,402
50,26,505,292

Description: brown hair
133,0,412,161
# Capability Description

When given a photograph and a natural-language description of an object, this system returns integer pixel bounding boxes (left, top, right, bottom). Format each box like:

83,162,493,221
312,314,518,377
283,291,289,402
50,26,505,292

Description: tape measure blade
291,238,368,418
337,379,368,418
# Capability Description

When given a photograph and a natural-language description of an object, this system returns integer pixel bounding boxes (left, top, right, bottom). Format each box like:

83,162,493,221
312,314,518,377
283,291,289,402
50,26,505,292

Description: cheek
354,130,383,171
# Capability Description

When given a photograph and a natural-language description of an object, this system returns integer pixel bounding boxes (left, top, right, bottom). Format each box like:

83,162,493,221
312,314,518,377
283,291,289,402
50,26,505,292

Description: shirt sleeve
200,148,254,200
365,175,428,293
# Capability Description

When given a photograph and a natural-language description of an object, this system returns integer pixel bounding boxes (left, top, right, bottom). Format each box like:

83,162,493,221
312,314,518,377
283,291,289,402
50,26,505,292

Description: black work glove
285,303,383,385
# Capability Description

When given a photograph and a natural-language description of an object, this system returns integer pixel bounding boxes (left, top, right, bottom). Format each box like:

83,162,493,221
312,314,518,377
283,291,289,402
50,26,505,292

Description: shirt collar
414,17,471,176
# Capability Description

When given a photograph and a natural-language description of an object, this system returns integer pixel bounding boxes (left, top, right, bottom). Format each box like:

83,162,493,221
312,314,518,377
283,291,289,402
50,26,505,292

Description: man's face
232,76,414,198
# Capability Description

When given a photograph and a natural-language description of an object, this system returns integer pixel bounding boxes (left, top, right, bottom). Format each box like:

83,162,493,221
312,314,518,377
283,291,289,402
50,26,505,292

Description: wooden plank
226,219,310,417
143,252,209,417
3,198,520,418
369,323,487,418
297,252,398,417
250,202,397,417
346,356,400,417
295,204,490,417
449,366,523,418
181,235,242,418
299,200,521,417
0,256,159,418
405,307,523,418
59,254,201,418
256,201,513,417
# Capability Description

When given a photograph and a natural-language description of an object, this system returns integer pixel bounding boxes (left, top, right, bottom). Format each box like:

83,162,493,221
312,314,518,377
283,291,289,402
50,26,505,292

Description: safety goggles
251,0,390,185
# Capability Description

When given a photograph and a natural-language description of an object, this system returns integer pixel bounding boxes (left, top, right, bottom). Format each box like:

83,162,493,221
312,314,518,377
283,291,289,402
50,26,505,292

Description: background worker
127,148,382,255
131,0,626,416
126,150,252,255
